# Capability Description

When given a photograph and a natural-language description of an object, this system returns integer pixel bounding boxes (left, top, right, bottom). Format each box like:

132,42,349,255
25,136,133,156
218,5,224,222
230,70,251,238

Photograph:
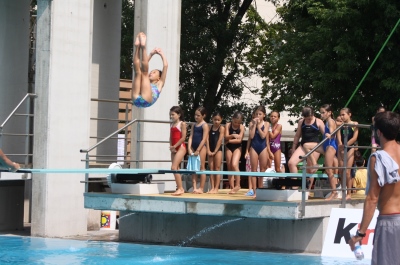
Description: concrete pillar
0,1,30,159
90,0,121,159
32,0,92,237
131,0,181,191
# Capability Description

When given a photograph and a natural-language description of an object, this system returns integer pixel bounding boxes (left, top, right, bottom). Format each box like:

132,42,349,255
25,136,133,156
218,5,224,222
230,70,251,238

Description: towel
366,150,400,193
187,155,201,171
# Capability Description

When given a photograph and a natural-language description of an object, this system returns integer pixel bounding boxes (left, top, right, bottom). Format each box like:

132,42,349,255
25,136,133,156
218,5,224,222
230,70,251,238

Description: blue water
0,235,370,265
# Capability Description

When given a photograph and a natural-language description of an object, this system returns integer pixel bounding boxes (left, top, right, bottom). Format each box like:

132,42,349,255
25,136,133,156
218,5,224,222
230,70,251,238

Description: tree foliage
179,0,267,122
250,0,400,122
120,0,135,80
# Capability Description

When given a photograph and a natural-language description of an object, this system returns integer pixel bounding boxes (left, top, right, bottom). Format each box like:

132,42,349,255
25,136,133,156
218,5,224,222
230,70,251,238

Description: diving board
8,168,335,179
15,168,161,174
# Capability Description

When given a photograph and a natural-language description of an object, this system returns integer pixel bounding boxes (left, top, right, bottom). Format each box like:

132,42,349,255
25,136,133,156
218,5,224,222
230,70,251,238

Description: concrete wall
0,1,30,159
32,0,92,237
131,0,182,191
90,0,121,159
119,212,327,253
0,180,25,231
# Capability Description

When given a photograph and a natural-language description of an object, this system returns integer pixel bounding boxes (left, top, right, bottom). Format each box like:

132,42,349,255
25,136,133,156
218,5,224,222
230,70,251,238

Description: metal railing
0,93,37,166
298,122,372,217
81,118,171,191
80,118,227,191
81,115,372,217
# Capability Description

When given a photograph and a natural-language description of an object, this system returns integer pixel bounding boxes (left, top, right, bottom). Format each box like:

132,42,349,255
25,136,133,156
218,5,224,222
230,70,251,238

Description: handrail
0,93,37,165
91,98,132,104
298,122,373,217
80,119,172,154
0,93,37,129
299,122,371,160
299,123,345,160
81,119,137,153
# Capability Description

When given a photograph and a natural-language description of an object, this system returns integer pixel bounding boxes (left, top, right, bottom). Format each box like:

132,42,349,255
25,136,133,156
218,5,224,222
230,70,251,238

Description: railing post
300,161,307,218
24,97,31,166
136,121,141,168
85,152,89,192
0,127,3,149
341,125,349,207
124,103,129,168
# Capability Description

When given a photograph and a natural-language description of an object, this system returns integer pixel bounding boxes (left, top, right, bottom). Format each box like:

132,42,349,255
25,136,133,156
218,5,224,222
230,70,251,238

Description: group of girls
169,106,226,196
244,106,283,197
130,32,366,201
169,105,283,197
288,105,359,200
169,103,363,200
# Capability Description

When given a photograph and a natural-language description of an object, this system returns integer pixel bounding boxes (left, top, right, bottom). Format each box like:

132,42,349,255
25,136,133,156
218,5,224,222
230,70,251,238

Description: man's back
376,141,400,214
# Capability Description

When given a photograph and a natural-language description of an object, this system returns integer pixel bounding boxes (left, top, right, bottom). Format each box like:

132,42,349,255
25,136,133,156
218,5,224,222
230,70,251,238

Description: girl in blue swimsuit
132,32,168,108
188,107,208,194
337,107,359,200
247,106,270,197
309,104,339,200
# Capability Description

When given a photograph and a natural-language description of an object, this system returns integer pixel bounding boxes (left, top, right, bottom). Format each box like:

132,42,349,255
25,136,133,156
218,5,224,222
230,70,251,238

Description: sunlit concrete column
131,0,181,191
90,0,121,159
32,0,92,237
0,1,30,158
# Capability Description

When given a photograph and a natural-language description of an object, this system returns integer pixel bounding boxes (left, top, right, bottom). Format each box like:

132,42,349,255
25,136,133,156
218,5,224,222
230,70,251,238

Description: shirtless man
0,148,20,172
348,111,400,265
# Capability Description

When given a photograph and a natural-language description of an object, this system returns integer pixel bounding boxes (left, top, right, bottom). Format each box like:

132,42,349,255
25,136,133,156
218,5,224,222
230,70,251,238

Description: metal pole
341,126,349,207
124,103,129,168
136,121,141,168
344,18,400,107
300,161,307,218
0,127,3,149
85,153,89,192
24,98,31,166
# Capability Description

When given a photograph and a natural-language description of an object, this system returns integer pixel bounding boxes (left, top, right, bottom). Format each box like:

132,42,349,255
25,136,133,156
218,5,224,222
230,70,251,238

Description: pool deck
84,189,365,220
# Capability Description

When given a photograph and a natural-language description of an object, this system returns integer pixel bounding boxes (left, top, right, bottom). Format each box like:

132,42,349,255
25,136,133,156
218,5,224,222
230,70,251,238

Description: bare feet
171,189,184,196
346,194,352,200
207,189,218,194
228,186,241,194
325,192,338,201
139,32,146,47
193,189,204,194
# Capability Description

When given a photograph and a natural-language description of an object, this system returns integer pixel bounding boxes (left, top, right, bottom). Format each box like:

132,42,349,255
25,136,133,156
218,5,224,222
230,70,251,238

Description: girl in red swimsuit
169,106,187,196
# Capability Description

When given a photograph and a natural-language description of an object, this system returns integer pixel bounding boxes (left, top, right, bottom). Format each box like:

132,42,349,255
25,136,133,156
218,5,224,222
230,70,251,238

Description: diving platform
6,167,365,253
84,189,365,220
83,189,365,253
79,168,366,253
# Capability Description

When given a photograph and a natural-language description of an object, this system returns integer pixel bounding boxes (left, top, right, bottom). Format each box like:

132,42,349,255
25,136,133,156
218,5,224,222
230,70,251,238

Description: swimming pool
0,235,370,264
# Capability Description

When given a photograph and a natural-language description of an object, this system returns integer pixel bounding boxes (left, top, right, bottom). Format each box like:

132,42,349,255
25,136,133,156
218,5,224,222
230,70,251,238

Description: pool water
0,235,370,264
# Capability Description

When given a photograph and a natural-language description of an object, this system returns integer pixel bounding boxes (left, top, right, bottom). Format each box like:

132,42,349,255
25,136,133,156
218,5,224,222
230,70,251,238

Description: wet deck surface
84,188,366,220
152,188,366,201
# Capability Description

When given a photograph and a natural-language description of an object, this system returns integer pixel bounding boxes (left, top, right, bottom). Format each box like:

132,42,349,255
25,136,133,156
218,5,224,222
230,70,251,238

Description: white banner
321,208,379,259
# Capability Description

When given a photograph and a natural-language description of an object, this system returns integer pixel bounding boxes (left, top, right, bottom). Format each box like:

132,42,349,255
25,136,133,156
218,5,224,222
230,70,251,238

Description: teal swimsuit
133,84,160,108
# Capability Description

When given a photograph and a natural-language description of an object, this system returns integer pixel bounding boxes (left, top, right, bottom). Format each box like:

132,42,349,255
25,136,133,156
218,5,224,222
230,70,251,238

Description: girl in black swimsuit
224,111,245,194
288,107,325,188
207,112,225,194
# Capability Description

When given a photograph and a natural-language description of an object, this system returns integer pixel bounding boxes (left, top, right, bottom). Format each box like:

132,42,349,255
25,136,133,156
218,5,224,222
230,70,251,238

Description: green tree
120,0,135,80
251,0,400,122
179,0,268,122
